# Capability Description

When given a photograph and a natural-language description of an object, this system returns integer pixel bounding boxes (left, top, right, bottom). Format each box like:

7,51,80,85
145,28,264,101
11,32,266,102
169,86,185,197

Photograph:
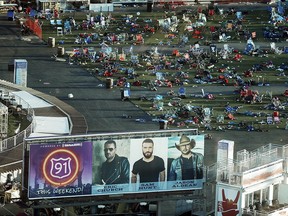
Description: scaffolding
0,102,8,139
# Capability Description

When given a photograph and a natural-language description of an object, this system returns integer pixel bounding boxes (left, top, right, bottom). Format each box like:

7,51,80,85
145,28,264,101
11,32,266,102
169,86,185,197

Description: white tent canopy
12,91,53,109
31,116,70,136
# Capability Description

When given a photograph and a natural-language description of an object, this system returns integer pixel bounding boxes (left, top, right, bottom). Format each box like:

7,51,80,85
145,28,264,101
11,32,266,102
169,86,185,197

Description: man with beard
131,138,165,183
168,135,204,181
100,140,130,185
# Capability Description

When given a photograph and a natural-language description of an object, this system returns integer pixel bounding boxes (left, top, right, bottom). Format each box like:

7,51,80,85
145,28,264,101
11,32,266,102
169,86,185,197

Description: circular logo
42,149,79,187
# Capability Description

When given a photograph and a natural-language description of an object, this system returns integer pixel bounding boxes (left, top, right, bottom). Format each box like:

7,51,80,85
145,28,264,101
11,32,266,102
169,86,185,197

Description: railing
237,144,285,171
205,144,288,186
0,123,33,152
242,203,288,216
0,90,34,152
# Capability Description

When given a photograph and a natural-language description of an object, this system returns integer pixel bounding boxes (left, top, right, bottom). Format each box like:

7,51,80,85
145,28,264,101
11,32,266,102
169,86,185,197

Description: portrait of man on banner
129,137,168,192
167,134,204,190
92,139,131,195
100,140,130,185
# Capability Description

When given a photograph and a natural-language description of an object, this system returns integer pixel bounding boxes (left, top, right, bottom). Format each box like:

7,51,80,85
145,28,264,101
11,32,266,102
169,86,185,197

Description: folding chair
270,42,276,51
274,116,280,123
82,48,89,55
178,87,186,98
267,116,273,124
227,113,235,120
119,53,126,61
236,11,243,20
50,19,56,26
192,29,202,39
135,34,144,44
121,89,130,101
251,31,256,39
217,115,224,123
88,47,96,60
57,27,63,36
208,9,215,17
64,21,72,34
210,26,216,34
131,55,139,65
227,22,233,31
56,19,62,25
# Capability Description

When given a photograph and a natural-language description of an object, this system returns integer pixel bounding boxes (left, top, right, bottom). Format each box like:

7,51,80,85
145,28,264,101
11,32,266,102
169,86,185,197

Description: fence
205,144,288,187
0,90,34,152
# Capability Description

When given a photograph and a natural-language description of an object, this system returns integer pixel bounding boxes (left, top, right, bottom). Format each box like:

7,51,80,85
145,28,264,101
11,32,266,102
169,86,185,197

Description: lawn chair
217,115,224,123
192,29,202,39
243,43,254,55
88,47,96,62
208,9,215,17
119,53,126,61
236,11,243,20
135,34,144,44
117,33,127,43
274,116,280,123
81,21,89,30
56,19,62,26
64,20,72,34
226,22,233,31
270,42,283,54
227,113,235,120
121,89,130,101
267,116,273,124
130,55,139,65
178,87,186,98
203,108,211,119
50,19,56,26
56,27,63,36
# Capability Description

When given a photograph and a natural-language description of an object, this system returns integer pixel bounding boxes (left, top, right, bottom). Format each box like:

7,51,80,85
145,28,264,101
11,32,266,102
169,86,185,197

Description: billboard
28,132,204,199
28,141,93,199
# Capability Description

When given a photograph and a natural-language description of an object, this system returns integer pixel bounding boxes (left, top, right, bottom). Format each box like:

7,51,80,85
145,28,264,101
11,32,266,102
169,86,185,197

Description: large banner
28,134,204,199
28,142,93,199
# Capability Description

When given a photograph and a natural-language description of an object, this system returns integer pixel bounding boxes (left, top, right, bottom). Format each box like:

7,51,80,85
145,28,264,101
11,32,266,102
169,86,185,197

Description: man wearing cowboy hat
168,135,203,181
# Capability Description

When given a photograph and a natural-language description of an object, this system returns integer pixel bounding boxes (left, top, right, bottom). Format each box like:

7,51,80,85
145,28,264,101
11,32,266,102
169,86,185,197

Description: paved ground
0,4,287,214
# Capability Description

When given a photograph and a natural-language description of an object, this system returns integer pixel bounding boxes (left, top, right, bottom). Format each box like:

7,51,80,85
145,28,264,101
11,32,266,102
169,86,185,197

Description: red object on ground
228,113,235,120
209,9,215,16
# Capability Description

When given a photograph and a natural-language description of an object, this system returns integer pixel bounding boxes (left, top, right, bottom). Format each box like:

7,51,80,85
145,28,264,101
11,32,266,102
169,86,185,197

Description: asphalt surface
0,3,287,215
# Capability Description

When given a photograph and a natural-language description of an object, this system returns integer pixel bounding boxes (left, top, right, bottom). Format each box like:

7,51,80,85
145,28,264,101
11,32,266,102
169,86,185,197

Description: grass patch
37,6,288,132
